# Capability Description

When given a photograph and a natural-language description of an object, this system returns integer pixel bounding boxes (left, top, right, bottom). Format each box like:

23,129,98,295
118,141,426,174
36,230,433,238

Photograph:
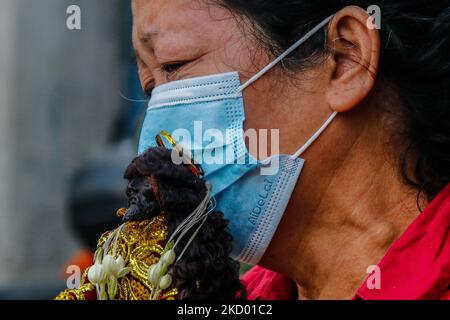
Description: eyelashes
143,61,190,96
161,61,187,74
136,52,193,97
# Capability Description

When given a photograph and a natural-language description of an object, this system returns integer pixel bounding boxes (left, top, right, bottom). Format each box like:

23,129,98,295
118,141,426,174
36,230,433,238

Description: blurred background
0,0,149,298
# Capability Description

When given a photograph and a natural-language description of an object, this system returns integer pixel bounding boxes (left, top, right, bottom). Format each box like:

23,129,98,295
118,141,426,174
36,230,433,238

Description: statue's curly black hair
124,147,246,300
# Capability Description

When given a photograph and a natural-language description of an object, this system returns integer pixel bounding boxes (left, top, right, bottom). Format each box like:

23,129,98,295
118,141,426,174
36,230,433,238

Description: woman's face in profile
131,0,333,158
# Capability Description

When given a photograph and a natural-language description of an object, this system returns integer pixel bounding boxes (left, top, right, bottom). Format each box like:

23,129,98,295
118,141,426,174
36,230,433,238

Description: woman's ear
326,6,381,112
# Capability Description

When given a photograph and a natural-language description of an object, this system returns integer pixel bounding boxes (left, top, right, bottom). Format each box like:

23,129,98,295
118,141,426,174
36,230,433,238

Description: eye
125,185,132,197
161,61,187,74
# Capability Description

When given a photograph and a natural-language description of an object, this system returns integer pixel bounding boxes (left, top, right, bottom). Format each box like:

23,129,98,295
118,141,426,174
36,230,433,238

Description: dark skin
123,175,161,222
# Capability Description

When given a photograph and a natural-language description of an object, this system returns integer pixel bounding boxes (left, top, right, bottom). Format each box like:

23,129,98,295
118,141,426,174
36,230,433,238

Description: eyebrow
133,30,158,58
139,31,158,45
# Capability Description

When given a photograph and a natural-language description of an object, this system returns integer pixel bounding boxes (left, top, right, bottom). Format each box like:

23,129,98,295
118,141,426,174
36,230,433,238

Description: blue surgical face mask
138,15,337,265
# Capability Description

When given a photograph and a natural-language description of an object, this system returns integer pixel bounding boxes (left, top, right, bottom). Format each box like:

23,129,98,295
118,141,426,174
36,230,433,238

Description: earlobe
326,6,381,113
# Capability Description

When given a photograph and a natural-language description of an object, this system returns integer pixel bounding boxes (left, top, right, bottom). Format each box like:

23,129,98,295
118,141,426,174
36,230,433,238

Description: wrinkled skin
123,175,161,222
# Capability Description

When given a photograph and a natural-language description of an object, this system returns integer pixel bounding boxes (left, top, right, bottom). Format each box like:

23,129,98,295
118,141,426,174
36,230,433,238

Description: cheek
214,29,267,77
191,6,269,77
240,72,286,158
241,69,330,157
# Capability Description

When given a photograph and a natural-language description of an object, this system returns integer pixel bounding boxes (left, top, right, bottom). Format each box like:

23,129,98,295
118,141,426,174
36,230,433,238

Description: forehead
131,0,232,48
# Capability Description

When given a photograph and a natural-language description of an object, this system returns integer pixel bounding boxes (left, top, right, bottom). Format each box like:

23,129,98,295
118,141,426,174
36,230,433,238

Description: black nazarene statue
56,146,245,300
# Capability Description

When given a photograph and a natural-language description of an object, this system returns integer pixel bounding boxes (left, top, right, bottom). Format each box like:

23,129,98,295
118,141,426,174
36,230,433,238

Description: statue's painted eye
125,185,133,198
125,177,142,197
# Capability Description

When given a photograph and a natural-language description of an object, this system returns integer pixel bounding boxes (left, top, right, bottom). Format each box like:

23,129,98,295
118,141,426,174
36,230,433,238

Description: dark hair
124,147,245,300
213,0,450,202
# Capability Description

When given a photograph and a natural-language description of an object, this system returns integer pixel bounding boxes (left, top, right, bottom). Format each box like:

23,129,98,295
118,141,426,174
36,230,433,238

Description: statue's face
123,175,161,222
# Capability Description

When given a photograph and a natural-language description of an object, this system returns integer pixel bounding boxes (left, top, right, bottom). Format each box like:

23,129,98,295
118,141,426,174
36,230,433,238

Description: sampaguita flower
159,274,173,290
87,260,107,285
102,254,131,299
87,251,131,300
87,258,108,300
102,254,131,279
161,249,176,266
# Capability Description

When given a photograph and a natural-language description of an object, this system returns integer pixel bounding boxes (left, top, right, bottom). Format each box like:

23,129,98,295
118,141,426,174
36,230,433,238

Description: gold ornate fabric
56,211,179,300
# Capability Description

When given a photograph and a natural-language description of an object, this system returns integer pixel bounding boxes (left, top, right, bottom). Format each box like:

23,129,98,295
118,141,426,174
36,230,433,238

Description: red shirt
241,184,450,300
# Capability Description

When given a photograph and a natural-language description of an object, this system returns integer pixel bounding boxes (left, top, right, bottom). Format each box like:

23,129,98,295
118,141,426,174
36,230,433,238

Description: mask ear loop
238,15,335,92
235,14,338,162
259,111,338,166
290,111,338,159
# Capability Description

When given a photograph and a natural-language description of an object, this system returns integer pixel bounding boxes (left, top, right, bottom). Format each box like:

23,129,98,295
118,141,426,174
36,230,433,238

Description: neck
261,106,423,300
295,182,417,300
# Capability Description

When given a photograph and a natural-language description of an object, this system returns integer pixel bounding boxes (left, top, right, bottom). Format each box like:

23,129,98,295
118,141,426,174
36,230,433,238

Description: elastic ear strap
291,111,338,159
239,15,335,91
